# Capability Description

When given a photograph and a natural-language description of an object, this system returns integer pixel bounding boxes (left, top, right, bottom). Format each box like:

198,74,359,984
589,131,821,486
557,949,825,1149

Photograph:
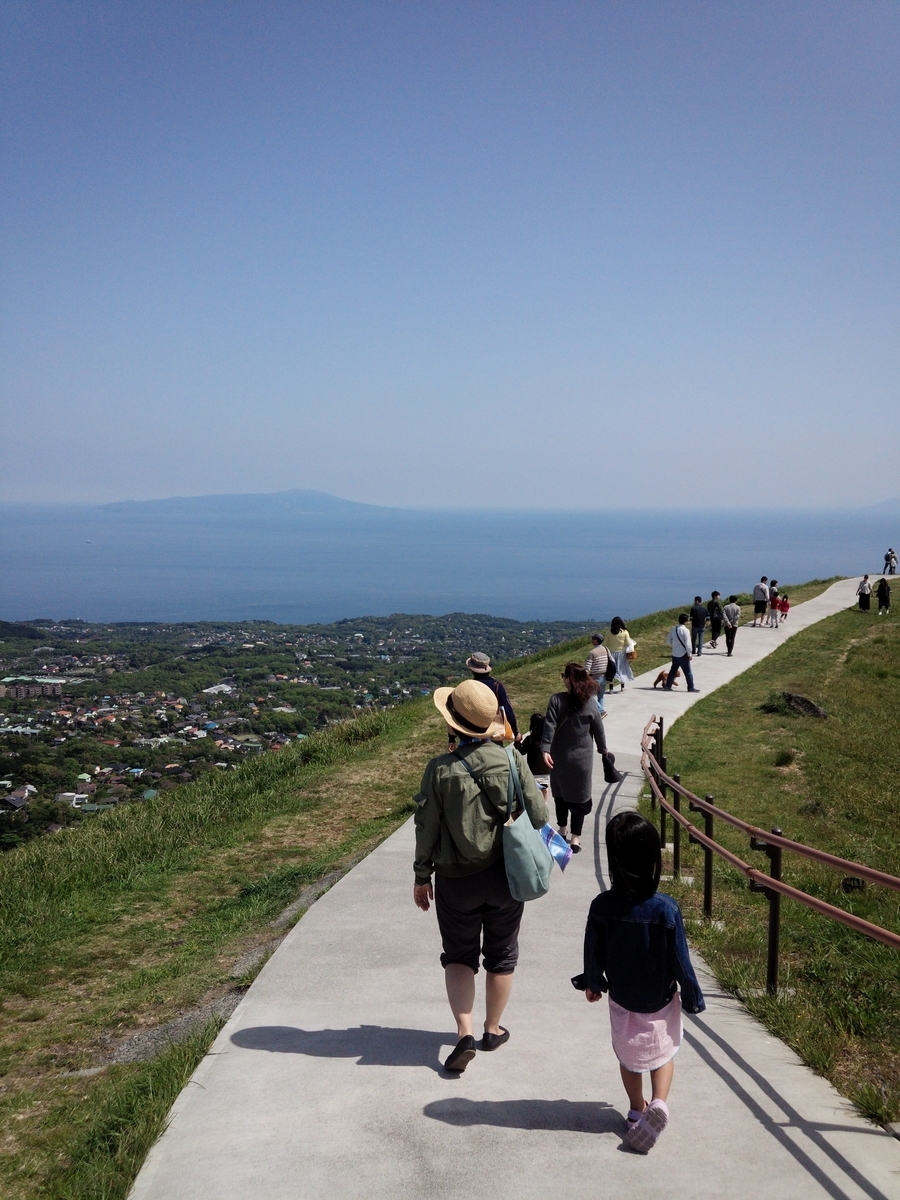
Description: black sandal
480,1027,510,1052
444,1035,477,1072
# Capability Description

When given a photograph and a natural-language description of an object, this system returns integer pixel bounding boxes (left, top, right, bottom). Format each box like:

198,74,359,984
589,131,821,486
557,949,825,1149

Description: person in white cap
413,679,548,1074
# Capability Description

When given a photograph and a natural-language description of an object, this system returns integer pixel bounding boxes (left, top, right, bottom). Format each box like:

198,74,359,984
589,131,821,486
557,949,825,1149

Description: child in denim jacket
580,812,705,1153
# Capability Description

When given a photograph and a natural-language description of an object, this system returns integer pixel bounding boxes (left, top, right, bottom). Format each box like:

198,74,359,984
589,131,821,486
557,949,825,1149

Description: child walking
779,594,790,623
579,812,705,1153
767,581,780,627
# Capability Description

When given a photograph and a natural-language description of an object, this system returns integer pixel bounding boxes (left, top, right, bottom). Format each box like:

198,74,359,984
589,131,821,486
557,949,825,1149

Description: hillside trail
130,576,900,1200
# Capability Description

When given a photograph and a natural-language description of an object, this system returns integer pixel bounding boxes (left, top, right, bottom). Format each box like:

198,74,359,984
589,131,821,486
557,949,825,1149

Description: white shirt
753,582,769,603
666,624,692,656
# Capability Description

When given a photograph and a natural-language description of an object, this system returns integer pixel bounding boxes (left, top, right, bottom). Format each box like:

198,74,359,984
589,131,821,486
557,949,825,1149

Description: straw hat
433,679,506,739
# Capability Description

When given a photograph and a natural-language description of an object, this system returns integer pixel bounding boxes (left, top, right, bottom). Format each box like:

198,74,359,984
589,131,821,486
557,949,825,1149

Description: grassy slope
646,602,900,1123
0,578,838,1197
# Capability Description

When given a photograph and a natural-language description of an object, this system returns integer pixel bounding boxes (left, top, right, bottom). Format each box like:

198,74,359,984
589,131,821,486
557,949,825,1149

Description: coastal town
0,612,594,848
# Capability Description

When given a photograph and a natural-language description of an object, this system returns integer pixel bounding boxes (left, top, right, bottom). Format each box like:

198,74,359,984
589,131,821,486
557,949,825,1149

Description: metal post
660,789,667,848
673,786,681,879
658,729,667,846
751,827,783,995
650,720,663,810
688,793,714,918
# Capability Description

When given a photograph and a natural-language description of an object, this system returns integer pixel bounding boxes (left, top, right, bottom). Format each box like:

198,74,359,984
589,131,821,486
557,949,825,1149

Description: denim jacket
583,890,706,1015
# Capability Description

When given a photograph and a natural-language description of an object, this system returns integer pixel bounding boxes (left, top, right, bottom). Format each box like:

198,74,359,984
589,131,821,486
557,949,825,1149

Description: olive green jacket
414,740,549,883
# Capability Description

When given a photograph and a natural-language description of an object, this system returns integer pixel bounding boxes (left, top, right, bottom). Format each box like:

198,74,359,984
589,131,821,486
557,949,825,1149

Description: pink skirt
608,993,682,1072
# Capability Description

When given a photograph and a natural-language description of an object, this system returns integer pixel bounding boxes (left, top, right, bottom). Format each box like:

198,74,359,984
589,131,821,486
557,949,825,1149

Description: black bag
520,714,547,777
602,751,623,784
604,652,618,682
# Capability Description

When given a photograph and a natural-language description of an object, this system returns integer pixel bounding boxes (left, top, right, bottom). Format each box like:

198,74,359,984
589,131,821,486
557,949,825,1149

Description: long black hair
610,616,626,635
606,812,661,903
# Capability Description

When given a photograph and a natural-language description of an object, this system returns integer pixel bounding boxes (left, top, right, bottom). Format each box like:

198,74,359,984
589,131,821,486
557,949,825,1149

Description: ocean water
1,493,896,625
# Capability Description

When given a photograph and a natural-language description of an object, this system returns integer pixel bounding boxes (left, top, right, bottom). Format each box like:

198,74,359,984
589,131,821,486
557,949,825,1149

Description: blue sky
2,1,898,507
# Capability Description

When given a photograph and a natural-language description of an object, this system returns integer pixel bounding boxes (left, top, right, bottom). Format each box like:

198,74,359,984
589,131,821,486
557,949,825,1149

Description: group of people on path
751,577,789,628
884,548,897,576
660,575,794,692
413,641,704,1156
857,574,892,615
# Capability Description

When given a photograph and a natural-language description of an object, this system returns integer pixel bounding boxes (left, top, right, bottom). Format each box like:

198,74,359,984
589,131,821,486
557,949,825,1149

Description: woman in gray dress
540,663,607,854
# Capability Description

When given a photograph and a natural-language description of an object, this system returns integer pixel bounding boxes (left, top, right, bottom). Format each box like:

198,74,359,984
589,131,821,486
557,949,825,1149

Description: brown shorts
434,859,524,975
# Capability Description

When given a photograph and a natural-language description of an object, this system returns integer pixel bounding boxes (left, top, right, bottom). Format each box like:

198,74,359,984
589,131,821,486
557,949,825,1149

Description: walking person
540,663,607,855
462,653,519,742
767,581,780,628
857,575,872,612
778,593,790,623
663,615,698,693
892,551,898,577
877,577,891,615
722,595,741,656
689,597,708,655
604,617,635,693
578,812,706,1154
885,549,894,576
751,577,769,626
414,679,548,1072
584,634,610,715
706,591,724,649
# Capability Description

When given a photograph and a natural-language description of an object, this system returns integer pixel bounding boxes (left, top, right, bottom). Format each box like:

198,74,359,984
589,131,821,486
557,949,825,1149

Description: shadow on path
592,771,631,890
231,1025,449,1071
686,1016,893,1200
424,1097,622,1134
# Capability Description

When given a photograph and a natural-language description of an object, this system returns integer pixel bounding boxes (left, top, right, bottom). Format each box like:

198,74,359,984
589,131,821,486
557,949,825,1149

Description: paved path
130,577,900,1199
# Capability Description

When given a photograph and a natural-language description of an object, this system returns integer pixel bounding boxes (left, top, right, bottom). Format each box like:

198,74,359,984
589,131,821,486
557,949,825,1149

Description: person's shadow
424,1097,623,1135
231,1025,451,1072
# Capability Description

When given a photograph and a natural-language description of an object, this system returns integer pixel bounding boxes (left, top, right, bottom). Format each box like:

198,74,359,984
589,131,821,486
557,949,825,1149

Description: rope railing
640,716,900,993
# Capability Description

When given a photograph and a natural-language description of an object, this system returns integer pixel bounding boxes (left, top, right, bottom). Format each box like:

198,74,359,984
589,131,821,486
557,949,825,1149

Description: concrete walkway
130,577,900,1200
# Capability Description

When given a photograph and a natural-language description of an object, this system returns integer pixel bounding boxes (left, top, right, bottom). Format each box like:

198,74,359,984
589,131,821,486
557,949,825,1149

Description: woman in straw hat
414,678,548,1074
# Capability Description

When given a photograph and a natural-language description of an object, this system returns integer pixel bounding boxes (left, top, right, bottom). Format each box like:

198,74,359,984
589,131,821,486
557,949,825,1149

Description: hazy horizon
1,498,892,626
2,487,900,515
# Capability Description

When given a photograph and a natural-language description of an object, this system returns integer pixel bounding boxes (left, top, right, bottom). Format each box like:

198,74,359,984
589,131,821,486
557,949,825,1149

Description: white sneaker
624,1099,669,1153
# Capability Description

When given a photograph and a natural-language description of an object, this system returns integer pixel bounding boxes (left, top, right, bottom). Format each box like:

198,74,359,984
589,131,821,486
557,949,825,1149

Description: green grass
644,601,900,1123
29,1026,219,1200
0,577,842,1196
0,707,431,1199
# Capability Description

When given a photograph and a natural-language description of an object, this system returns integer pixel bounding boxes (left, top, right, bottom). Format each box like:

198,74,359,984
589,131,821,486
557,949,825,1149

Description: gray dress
539,692,607,805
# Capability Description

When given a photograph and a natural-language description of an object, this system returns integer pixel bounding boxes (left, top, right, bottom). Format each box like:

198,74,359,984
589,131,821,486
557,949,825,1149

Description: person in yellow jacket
604,617,635,693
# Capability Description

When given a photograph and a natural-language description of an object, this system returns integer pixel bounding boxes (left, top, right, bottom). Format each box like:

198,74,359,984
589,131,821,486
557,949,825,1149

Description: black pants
434,859,523,975
724,625,737,655
710,618,723,642
555,796,593,836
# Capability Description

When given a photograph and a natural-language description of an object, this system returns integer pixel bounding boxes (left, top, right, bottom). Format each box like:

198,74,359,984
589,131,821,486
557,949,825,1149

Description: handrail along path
640,716,900,992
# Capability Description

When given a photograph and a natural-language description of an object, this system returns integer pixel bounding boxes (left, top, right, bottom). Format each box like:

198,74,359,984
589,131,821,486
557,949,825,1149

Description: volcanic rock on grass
783,693,827,719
